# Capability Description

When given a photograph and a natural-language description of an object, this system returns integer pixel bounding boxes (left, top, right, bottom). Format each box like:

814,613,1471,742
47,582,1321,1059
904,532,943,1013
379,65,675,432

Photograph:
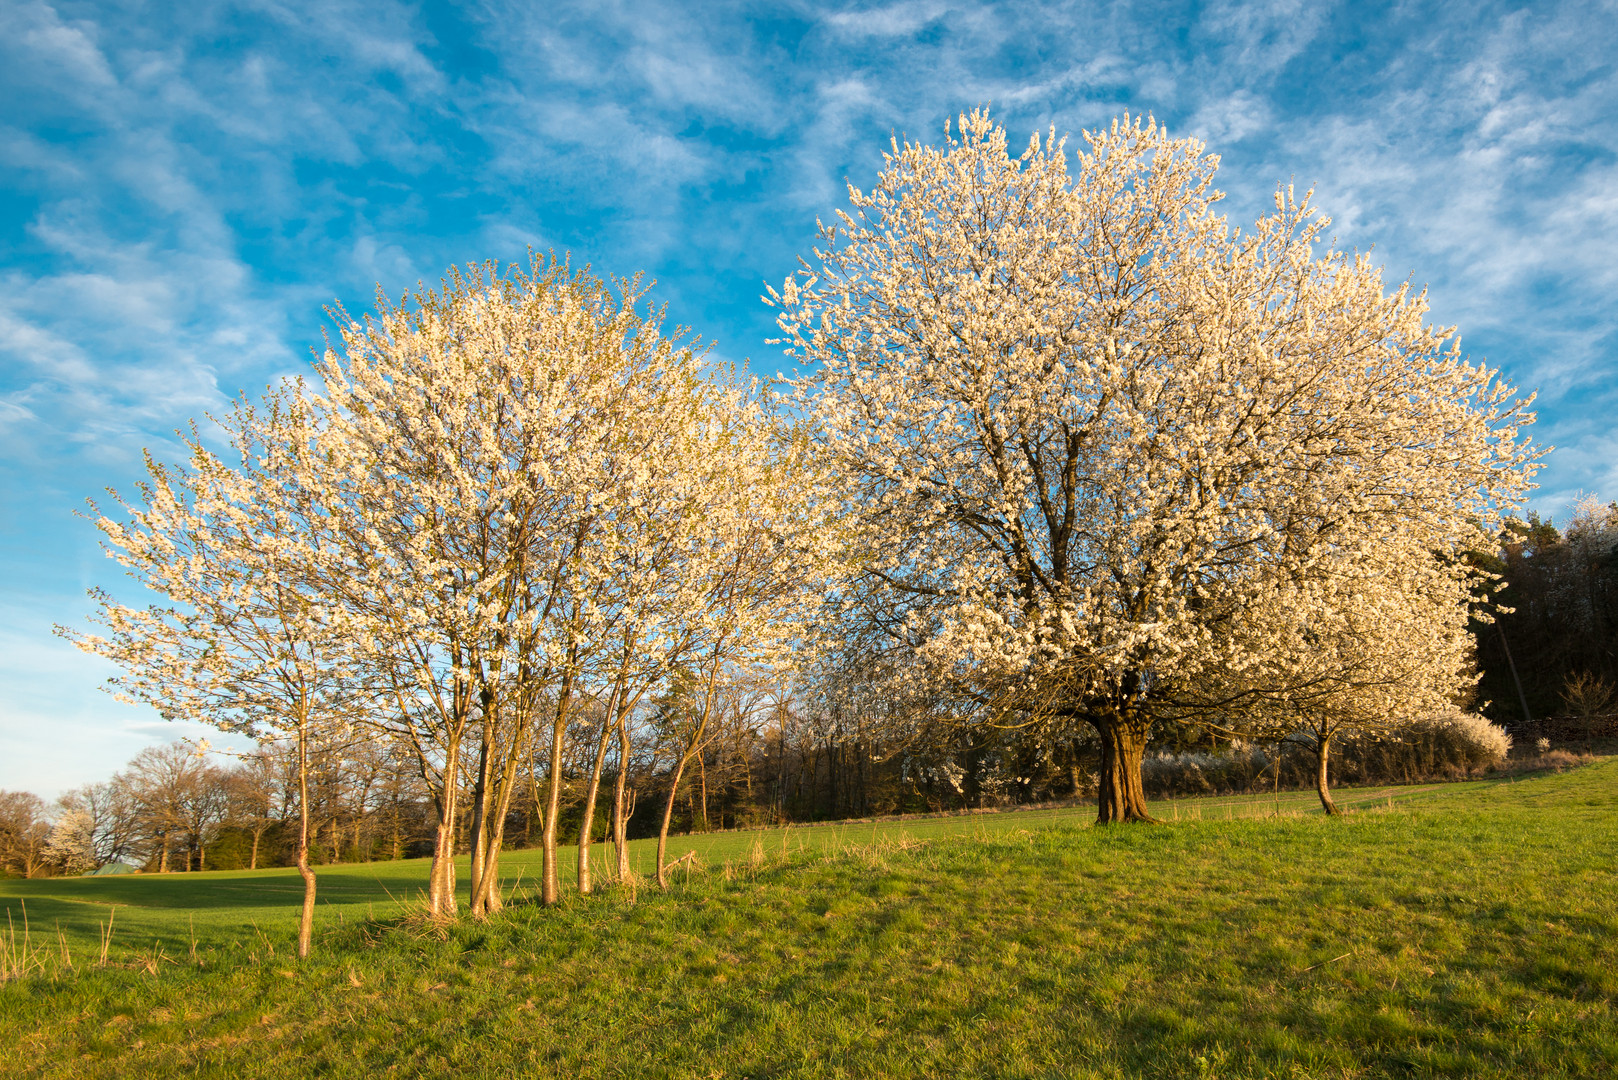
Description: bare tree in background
0,791,53,878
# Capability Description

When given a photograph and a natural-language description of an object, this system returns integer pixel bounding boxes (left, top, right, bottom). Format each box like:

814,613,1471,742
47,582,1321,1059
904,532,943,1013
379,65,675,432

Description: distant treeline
1474,500,1618,727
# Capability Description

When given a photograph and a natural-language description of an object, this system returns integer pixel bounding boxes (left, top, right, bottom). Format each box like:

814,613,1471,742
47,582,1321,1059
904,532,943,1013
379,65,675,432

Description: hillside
2,765,1616,1078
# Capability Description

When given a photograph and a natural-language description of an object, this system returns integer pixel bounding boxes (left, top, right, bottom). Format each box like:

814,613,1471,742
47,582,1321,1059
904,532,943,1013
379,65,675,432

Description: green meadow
2,764,1615,1079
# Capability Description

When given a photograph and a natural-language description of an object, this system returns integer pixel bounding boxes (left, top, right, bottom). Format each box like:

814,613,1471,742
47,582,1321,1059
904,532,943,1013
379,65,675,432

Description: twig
1298,952,1353,974
99,906,116,966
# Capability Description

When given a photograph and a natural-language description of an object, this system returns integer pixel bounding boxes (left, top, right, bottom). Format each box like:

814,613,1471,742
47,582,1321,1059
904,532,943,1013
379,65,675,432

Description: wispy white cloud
823,1,952,39
4,0,1618,793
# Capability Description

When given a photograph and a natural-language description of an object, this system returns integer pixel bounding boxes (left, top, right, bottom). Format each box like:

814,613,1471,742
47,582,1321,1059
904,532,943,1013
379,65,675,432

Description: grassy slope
0,782,1446,959
2,766,1615,1079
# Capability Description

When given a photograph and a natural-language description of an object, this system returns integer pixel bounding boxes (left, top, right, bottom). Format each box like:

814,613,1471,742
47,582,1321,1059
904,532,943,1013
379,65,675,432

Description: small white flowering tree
1181,536,1481,814
44,808,98,875
774,110,1536,822
567,365,832,894
61,390,348,957
643,403,841,887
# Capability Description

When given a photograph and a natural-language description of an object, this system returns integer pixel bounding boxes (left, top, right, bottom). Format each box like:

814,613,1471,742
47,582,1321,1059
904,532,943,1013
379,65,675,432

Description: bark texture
425,738,461,917
611,716,635,883
1093,716,1158,824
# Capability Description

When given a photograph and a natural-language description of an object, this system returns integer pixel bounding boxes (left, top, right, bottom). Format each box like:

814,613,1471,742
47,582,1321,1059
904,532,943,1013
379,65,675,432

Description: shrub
1538,749,1586,771
1142,745,1274,797
1339,710,1511,783
1140,712,1514,798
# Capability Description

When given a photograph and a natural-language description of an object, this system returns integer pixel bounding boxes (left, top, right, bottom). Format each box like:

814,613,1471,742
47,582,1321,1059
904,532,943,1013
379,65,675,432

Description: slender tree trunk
1093,716,1157,824
829,742,840,816
655,754,689,889
791,744,805,815
426,737,462,918
657,661,723,887
1496,620,1533,725
1315,730,1340,816
158,831,169,874
467,733,492,897
295,720,317,959
249,827,261,871
470,707,532,916
541,673,575,906
577,708,617,895
857,741,867,817
530,750,545,848
466,705,501,917
612,715,634,882
774,723,786,821
697,753,709,832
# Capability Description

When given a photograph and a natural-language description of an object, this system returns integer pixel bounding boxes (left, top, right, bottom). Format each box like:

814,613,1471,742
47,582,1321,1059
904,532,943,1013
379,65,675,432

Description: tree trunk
829,741,840,817
612,715,634,883
1093,716,1157,824
577,706,617,895
470,712,531,917
426,737,461,918
467,733,492,899
541,673,575,906
295,720,317,959
697,753,709,832
655,753,689,889
1315,731,1340,816
1495,620,1533,725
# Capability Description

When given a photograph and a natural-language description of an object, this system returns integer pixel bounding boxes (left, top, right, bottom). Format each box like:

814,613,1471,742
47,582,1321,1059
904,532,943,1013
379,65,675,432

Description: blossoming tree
773,110,1536,822
62,391,347,956
1179,535,1483,814
306,257,709,913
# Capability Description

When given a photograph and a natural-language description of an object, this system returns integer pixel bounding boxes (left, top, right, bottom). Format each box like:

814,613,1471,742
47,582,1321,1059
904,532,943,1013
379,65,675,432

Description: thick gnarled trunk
1093,716,1157,824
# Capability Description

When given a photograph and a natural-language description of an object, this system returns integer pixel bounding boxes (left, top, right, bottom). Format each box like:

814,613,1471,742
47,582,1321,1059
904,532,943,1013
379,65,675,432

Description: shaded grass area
2,763,1615,1078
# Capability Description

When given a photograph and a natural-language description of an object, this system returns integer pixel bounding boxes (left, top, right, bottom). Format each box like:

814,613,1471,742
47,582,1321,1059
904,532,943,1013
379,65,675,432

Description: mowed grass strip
1,763,1614,1079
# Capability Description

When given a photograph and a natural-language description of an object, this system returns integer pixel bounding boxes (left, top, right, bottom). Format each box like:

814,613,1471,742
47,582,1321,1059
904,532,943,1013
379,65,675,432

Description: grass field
2,764,1615,1078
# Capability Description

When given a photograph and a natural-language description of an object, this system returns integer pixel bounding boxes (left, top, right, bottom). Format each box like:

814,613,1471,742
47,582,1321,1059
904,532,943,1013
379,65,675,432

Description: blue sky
4,0,1617,795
